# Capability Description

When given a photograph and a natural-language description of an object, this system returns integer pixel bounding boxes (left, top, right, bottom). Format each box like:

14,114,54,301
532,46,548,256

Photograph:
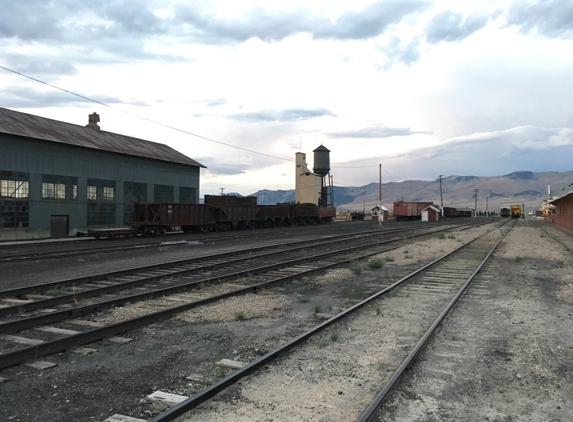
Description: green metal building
0,107,205,240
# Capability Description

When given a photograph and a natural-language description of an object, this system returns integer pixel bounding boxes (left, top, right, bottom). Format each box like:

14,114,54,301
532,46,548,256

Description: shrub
349,287,362,301
384,256,395,262
350,264,362,275
367,258,384,269
330,332,339,342
437,233,446,239
234,311,246,321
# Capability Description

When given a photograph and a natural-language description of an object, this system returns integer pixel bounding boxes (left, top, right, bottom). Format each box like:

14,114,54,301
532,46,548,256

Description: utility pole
486,197,489,217
473,189,479,218
437,175,444,216
220,188,225,196
379,164,382,226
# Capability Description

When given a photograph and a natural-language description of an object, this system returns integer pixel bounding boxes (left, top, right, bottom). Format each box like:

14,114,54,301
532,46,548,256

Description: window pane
88,186,97,200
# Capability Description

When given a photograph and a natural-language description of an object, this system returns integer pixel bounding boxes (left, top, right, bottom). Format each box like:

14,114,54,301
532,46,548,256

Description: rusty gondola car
126,196,335,235
129,203,216,235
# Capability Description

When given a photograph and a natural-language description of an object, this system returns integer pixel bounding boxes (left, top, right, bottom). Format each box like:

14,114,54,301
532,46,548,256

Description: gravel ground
1,218,570,422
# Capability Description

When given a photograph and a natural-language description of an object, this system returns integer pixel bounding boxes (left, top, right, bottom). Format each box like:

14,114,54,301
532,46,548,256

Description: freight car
350,211,364,221
442,207,458,218
393,201,434,221
500,207,510,217
126,196,335,235
510,204,522,219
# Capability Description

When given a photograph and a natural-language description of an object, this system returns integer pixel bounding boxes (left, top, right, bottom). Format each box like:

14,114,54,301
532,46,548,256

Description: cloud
328,125,431,139
506,0,573,39
203,165,247,176
174,1,429,44
426,10,488,43
376,37,421,70
311,1,429,41
443,126,561,151
548,127,573,146
3,55,79,77
199,98,228,107
385,125,573,177
0,86,131,109
230,108,336,123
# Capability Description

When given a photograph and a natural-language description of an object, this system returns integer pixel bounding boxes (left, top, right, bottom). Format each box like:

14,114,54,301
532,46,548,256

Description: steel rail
355,220,516,422
0,221,498,369
536,224,573,253
0,223,457,334
0,223,463,314
0,229,430,368
0,220,431,262
0,224,418,299
146,220,511,422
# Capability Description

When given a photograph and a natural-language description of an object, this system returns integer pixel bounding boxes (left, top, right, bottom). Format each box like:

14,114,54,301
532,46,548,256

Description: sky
1,0,573,196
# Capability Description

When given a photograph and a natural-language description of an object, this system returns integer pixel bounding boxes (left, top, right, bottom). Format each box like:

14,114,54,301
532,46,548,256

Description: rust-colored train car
442,206,458,218
257,204,292,227
127,196,335,236
393,201,434,221
317,206,336,222
128,203,215,235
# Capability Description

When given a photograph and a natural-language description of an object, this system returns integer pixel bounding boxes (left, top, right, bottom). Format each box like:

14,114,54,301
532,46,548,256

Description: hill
243,170,573,213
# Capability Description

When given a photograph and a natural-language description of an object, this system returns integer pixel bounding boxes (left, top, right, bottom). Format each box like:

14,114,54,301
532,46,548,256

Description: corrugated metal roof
0,107,205,168
549,191,573,204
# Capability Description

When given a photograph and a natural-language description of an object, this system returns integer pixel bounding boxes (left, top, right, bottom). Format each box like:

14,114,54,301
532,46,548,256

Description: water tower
313,145,332,206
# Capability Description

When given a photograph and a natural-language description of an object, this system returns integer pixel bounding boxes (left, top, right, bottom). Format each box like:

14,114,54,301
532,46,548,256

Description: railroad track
0,220,439,263
131,219,514,422
536,219,573,252
0,221,485,370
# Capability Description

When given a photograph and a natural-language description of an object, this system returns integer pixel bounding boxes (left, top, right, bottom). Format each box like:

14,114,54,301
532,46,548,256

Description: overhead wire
0,65,292,162
0,64,403,175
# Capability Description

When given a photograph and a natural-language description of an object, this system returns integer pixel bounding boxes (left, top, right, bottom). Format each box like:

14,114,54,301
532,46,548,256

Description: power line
0,64,406,173
0,64,294,162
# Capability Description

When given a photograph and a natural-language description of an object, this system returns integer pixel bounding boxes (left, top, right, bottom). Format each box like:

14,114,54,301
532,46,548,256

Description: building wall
0,134,200,240
545,193,573,230
295,152,322,205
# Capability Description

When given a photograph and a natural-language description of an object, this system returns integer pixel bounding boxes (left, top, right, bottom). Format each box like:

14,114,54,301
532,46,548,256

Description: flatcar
510,204,521,219
126,195,335,235
393,201,434,221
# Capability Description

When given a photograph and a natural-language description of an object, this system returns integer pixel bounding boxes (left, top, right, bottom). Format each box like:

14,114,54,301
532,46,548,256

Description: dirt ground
180,219,573,421
0,219,571,421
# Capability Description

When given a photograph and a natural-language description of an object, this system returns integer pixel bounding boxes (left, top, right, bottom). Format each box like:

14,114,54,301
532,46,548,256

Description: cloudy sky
1,0,573,195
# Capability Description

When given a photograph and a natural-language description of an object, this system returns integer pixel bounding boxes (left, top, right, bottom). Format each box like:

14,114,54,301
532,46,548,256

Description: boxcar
393,201,434,221
442,207,458,218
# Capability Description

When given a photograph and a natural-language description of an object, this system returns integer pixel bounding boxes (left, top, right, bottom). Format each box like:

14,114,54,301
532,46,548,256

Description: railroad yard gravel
0,219,571,421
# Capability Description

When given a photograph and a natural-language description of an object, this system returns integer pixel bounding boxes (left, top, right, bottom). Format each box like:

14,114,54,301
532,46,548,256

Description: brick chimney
86,112,100,130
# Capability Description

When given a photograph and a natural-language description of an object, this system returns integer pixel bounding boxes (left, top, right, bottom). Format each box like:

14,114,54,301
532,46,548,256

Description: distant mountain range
224,170,573,213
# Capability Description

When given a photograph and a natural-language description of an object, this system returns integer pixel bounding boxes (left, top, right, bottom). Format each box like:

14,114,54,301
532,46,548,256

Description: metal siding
0,134,200,239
